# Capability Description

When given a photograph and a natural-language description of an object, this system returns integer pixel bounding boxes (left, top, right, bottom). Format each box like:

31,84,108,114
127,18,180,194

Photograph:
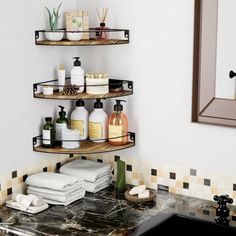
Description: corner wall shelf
35,28,129,46
33,132,135,155
33,78,133,100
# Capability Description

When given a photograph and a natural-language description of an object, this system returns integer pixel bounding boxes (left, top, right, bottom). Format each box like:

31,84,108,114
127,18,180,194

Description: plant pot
66,32,82,41
45,30,64,41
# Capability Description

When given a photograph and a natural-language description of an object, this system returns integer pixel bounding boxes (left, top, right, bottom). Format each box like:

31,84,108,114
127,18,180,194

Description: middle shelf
33,78,133,100
33,132,135,155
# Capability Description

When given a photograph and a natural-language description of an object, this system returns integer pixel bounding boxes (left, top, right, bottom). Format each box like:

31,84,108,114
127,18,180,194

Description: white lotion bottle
58,64,66,92
71,99,89,140
71,57,84,93
89,99,108,143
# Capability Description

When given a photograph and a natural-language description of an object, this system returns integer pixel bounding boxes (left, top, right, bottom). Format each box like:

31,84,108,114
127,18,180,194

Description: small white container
45,30,64,41
58,65,66,92
43,86,53,95
62,128,80,149
67,32,82,41
86,73,109,95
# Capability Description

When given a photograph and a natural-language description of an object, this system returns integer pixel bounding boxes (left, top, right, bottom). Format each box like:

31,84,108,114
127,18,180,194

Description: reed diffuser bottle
96,7,110,39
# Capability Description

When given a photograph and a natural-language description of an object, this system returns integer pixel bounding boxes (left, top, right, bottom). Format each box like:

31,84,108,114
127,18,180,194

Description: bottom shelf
33,132,135,155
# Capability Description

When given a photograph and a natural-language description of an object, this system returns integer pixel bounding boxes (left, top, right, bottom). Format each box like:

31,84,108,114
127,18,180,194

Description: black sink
131,213,236,235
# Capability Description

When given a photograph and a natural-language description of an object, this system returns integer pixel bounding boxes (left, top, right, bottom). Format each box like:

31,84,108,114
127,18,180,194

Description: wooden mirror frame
192,0,236,127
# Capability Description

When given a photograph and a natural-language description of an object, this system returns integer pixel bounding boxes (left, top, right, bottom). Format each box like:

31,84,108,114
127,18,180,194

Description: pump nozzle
73,57,81,67
58,105,66,117
114,100,127,112
94,98,104,109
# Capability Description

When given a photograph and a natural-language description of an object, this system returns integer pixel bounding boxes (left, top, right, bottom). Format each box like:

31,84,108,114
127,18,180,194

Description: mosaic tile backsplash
1,154,236,205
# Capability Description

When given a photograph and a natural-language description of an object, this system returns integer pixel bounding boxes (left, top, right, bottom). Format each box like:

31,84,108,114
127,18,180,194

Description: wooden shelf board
34,90,132,100
34,141,135,155
36,39,129,46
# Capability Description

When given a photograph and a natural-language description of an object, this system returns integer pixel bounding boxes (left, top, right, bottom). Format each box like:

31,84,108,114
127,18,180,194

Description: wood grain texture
34,90,132,100
36,39,129,46
34,141,135,154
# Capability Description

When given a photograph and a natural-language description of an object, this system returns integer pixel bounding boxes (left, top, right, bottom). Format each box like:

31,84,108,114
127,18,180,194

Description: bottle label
43,130,51,145
109,125,123,142
89,122,102,139
56,123,67,141
71,120,84,136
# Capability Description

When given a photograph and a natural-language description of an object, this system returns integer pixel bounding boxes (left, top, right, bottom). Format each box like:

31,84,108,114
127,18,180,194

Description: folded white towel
27,187,85,203
39,191,85,206
59,159,112,182
85,181,111,193
26,172,83,191
28,184,83,196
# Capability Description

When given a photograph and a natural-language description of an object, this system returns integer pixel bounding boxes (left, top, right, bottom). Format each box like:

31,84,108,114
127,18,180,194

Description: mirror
192,0,236,127
216,0,236,100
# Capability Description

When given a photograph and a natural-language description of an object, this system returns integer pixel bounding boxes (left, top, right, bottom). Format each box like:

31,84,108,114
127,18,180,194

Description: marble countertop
0,186,236,236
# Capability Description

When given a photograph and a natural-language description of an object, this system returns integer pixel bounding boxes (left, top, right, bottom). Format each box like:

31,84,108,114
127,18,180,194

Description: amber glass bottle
108,100,128,146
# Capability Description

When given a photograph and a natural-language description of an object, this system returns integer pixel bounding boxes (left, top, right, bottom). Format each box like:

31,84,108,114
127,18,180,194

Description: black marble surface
0,186,236,236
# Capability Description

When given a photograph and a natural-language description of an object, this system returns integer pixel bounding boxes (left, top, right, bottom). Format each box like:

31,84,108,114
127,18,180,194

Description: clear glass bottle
42,117,55,148
109,100,128,146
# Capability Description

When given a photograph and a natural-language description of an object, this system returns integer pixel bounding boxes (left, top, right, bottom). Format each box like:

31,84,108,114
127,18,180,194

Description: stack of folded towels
60,159,112,193
26,172,85,206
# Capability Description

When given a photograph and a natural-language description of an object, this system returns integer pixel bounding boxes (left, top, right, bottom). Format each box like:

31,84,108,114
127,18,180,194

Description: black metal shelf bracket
129,132,136,143
128,81,133,90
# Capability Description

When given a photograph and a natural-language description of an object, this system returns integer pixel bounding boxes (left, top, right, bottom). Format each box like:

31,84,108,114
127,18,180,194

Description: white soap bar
138,190,150,199
129,185,146,195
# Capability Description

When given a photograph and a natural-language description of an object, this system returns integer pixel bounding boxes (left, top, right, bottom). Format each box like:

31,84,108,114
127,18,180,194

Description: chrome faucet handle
213,194,233,225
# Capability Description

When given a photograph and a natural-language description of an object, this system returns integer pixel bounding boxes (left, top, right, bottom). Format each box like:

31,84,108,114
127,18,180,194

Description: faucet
213,194,233,225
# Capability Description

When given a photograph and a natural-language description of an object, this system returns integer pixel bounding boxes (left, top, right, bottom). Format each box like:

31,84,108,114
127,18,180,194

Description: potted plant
44,2,64,41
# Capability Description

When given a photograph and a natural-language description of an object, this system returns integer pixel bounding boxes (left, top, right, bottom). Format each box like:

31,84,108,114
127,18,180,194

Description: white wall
77,0,236,177
1,0,236,177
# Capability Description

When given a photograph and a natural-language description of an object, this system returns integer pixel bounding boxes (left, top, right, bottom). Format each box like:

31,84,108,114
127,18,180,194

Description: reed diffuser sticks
96,7,109,24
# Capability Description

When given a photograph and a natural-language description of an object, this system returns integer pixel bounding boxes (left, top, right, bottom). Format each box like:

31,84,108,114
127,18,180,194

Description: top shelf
35,28,129,46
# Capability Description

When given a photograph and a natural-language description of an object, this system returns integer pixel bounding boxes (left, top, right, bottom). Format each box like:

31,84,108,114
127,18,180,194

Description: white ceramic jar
86,73,109,95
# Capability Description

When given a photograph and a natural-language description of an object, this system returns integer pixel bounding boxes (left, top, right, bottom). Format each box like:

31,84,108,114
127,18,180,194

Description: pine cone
61,85,80,95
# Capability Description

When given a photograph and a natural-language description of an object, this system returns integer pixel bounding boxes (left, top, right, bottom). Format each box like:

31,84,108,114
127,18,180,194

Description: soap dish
6,200,49,214
124,190,155,203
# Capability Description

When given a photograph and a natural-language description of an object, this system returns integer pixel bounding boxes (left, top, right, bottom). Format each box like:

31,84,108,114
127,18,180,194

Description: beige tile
139,180,145,185
157,170,165,177
176,181,183,188
183,175,190,182
132,173,139,180
6,180,12,189
169,187,176,194
210,187,218,195
151,176,157,183
197,177,204,185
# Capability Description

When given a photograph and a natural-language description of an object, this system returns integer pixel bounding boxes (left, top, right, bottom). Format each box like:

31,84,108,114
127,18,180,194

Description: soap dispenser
70,57,84,93
71,99,89,140
108,100,128,146
89,99,108,143
56,105,69,143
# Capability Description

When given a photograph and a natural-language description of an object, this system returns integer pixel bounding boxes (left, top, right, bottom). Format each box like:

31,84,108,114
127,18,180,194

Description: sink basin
131,213,236,235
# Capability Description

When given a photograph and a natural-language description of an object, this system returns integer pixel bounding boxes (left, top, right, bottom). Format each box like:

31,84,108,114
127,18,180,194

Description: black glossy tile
169,172,176,180
233,184,236,191
114,155,120,162
43,167,48,172
23,175,28,182
7,188,12,195
56,162,61,170
183,182,189,189
12,171,17,179
97,159,103,163
151,169,157,176
204,179,211,186
126,165,132,172
81,156,87,160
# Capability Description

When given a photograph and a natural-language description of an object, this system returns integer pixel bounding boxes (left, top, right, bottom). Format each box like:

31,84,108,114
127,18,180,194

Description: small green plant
45,2,63,31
